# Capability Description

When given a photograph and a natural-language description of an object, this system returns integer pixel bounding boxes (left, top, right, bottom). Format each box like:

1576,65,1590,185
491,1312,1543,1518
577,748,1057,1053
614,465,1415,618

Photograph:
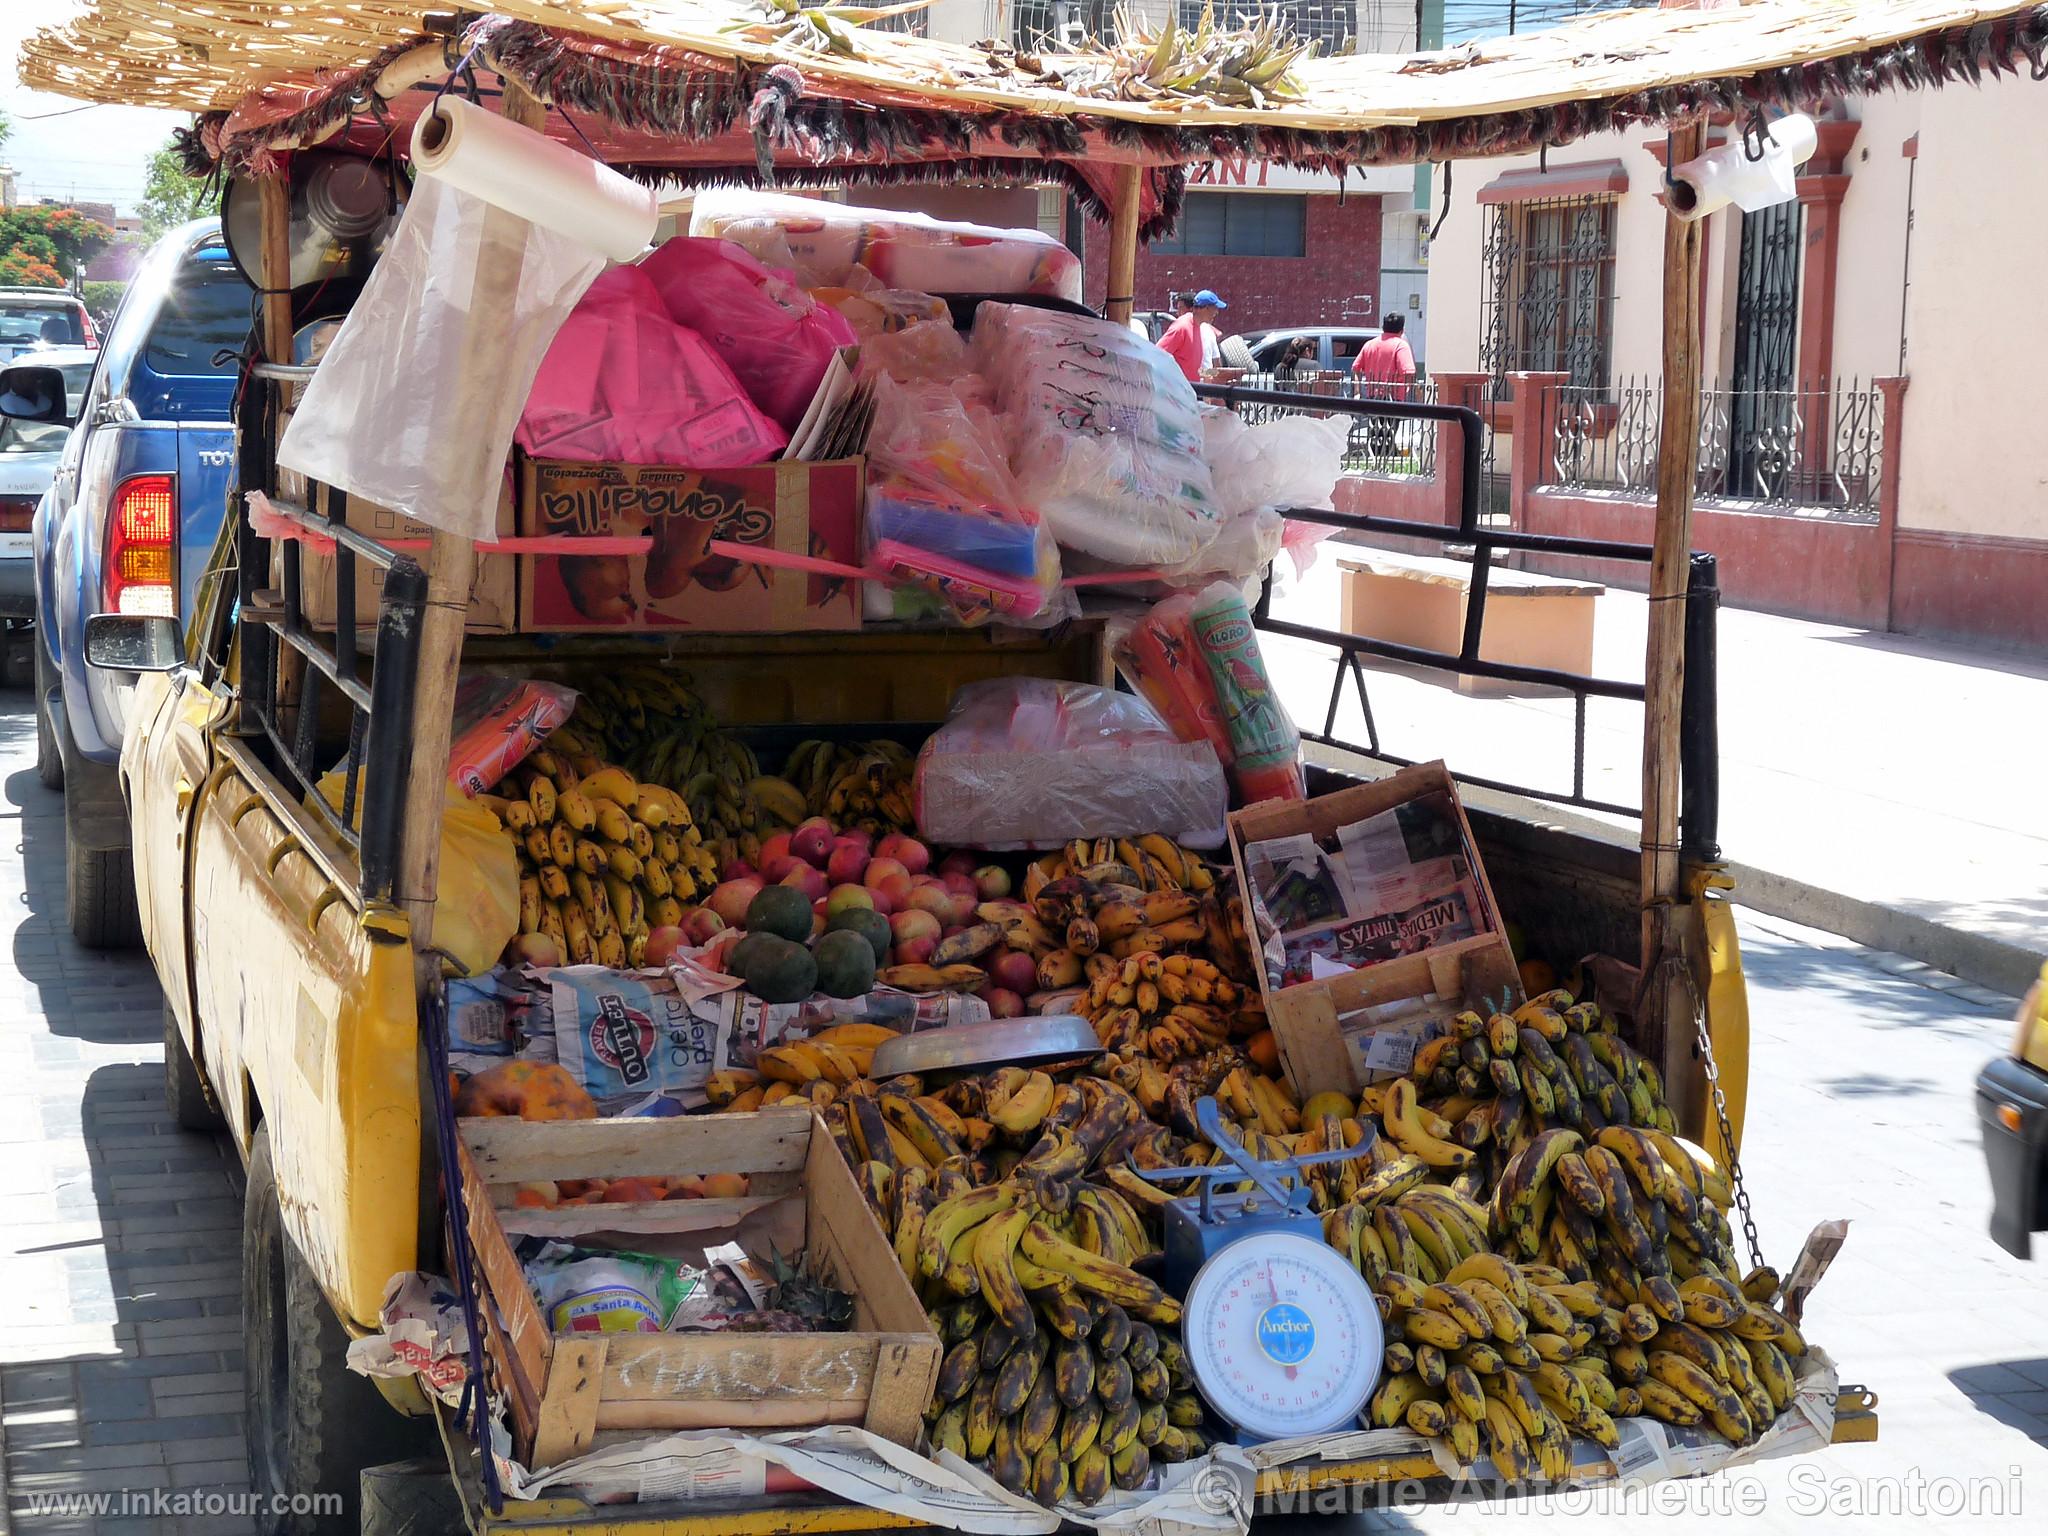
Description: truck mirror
0,364,72,425
85,614,181,673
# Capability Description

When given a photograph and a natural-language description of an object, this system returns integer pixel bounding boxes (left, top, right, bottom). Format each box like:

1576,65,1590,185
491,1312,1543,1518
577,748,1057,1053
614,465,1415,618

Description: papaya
743,936,817,1004
746,885,815,944
826,907,893,966
815,930,878,999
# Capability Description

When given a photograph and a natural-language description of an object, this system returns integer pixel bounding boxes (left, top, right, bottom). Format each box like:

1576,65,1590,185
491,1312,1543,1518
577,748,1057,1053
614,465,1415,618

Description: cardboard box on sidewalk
1228,760,1521,1096
517,456,863,633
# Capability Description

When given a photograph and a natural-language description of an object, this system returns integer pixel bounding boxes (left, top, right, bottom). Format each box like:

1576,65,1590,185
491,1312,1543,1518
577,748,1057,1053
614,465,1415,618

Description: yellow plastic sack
316,776,518,977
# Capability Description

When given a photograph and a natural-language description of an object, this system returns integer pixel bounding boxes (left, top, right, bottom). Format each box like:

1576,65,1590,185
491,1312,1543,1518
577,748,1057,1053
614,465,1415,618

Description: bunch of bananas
702,1023,899,1111
1023,835,1216,899
860,1076,1205,1504
1360,1247,1632,1476
786,738,917,841
483,753,719,967
1489,1125,1805,1447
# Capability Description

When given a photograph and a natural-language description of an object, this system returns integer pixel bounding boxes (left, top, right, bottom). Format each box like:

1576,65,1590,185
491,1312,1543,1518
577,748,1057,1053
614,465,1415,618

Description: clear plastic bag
517,265,787,467
971,303,1218,568
913,678,1226,849
640,237,855,433
278,177,606,542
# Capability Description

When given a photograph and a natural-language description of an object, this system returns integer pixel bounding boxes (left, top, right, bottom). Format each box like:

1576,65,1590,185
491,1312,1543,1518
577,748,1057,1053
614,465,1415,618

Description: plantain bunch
786,738,917,842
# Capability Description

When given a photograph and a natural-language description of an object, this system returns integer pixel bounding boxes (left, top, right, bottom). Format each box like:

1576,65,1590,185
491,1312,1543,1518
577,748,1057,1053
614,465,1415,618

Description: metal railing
1544,375,1886,518
234,360,425,902
1221,371,1440,478
1199,378,1721,848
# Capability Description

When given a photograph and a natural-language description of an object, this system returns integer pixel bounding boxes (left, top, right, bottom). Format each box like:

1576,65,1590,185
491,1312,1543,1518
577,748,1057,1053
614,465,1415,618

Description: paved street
0,695,250,1536
1266,553,2048,984
0,685,2043,1532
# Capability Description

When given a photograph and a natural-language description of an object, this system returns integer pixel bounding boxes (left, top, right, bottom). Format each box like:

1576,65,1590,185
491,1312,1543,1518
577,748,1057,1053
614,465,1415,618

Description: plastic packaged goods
1188,581,1305,802
640,237,855,433
691,190,1082,301
278,177,606,542
447,676,579,796
971,302,1219,568
913,678,1227,848
1114,593,1237,768
516,265,787,468
816,283,952,337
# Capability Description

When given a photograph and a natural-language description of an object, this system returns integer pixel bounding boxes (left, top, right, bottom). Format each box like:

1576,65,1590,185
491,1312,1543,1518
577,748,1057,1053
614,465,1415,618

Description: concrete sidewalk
1263,551,2048,993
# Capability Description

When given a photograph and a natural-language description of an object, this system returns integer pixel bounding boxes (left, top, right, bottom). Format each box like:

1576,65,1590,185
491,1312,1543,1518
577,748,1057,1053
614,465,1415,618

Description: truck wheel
33,639,62,791
245,1126,425,1535
163,1002,226,1134
65,811,142,949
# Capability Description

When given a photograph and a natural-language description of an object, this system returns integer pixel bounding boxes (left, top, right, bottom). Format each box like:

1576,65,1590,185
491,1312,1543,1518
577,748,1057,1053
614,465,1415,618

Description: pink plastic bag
913,679,1226,849
517,266,786,467
641,238,855,432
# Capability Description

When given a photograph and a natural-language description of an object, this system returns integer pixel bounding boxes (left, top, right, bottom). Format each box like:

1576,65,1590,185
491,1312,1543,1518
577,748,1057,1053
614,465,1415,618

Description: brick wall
1081,193,1383,335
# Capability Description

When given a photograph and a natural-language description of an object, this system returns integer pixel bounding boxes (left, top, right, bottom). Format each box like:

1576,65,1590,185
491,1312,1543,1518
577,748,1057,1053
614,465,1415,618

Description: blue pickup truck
4,222,251,946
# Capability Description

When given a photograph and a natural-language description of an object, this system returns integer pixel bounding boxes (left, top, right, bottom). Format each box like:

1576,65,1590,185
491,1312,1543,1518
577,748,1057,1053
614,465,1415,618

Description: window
1479,195,1616,394
143,258,253,377
1152,193,1307,258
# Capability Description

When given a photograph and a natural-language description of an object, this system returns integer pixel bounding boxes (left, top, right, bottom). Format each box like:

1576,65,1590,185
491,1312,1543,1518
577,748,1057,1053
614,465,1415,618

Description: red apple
643,925,690,967
877,832,931,876
760,851,804,884
780,863,829,903
681,908,727,946
895,933,937,966
826,837,870,885
942,872,978,899
874,872,915,912
990,949,1039,995
974,865,1013,900
939,850,978,878
826,884,875,919
891,909,942,946
862,856,908,889
908,883,954,920
984,987,1026,1019
791,816,837,869
838,826,874,854
758,831,793,870
707,877,764,927
719,857,757,882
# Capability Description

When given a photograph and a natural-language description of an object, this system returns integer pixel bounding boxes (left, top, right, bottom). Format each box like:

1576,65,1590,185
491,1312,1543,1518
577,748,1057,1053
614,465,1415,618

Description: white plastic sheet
278,177,605,541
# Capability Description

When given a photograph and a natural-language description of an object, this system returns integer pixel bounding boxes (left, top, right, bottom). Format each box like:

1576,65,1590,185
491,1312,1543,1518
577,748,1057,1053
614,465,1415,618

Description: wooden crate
457,1107,939,1468
1228,761,1523,1098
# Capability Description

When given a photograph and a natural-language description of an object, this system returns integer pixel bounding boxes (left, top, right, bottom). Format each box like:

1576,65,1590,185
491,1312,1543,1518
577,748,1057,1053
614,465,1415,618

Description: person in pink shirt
1351,312,1417,455
1156,290,1227,382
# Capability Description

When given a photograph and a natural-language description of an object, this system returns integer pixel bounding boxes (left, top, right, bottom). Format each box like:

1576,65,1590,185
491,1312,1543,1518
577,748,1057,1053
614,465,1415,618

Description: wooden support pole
1105,164,1141,325
257,174,294,362
396,77,548,973
1643,119,1706,1125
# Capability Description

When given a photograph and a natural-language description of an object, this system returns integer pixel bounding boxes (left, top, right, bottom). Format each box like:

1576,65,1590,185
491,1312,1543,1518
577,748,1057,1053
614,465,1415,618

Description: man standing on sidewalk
1157,289,1227,382
1351,312,1417,457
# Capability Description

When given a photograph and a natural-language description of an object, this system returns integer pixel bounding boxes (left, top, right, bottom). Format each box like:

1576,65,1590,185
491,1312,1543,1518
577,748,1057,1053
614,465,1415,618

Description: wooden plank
860,1338,928,1446
1641,117,1708,1120
596,1397,870,1433
1105,163,1141,326
492,1193,788,1239
461,1107,814,1183
804,1127,937,1343
599,1334,878,1403
458,1136,551,1417
529,1336,608,1469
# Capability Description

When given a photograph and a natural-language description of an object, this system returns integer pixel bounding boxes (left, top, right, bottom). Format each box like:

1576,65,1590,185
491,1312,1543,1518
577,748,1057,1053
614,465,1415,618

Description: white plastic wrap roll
1669,114,1818,223
409,93,658,262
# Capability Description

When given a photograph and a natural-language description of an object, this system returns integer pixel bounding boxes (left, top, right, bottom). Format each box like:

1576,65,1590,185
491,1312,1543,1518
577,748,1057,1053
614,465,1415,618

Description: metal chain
1674,955,1765,1271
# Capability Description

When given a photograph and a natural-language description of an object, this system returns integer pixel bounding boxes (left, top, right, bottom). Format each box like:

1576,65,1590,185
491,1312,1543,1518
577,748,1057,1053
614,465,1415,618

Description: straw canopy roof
20,2,2048,234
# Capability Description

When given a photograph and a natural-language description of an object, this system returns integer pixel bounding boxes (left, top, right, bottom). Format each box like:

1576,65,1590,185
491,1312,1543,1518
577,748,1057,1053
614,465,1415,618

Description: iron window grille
1480,194,1618,398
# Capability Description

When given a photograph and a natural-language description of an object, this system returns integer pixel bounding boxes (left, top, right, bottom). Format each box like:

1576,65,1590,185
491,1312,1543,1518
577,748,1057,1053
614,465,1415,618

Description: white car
0,346,97,620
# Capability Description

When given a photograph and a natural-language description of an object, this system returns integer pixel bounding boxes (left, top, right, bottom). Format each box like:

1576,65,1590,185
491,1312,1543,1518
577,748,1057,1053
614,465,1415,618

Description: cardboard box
274,469,518,636
459,1106,938,1468
1229,761,1522,1097
518,457,863,633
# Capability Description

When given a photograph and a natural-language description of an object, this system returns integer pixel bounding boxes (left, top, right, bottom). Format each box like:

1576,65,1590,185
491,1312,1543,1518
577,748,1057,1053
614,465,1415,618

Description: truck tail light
0,495,36,532
105,474,176,617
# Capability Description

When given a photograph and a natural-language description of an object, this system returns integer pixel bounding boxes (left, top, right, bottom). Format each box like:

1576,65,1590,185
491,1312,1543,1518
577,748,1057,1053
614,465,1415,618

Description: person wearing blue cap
1156,288,1228,382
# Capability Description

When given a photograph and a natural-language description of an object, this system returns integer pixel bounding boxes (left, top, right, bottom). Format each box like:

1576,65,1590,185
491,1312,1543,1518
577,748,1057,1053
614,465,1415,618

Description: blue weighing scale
1134,1098,1384,1444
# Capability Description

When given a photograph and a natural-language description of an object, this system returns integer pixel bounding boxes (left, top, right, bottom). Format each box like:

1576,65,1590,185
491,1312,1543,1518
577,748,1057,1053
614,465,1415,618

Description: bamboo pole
1105,164,1141,325
257,174,293,362
1642,119,1706,1123
395,78,548,972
